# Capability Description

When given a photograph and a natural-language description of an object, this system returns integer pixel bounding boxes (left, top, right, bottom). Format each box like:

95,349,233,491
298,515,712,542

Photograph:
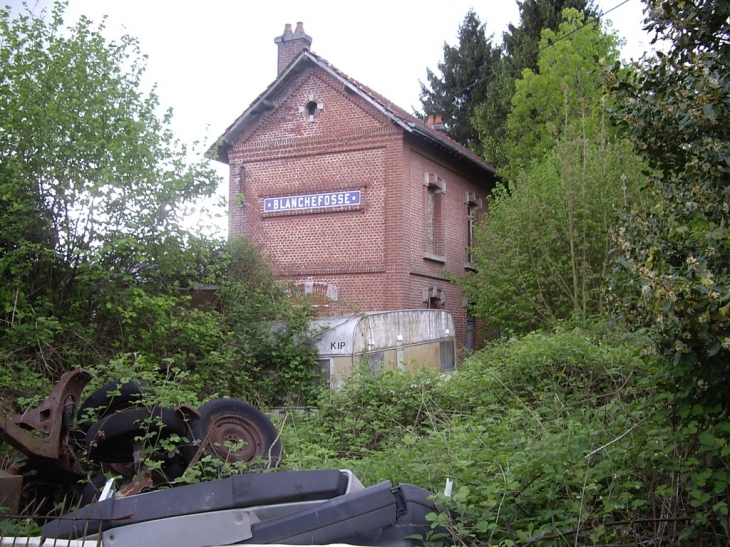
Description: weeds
281,322,730,546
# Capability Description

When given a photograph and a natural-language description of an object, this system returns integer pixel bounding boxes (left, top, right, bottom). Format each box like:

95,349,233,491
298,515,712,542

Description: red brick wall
240,148,385,270
228,67,404,312
402,143,492,353
226,63,493,358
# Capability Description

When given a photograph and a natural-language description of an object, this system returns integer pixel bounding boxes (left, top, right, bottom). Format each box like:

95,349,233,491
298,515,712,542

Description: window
315,358,332,389
466,313,475,352
464,192,482,265
426,186,437,253
424,173,445,257
366,352,384,374
467,204,476,263
423,285,447,308
297,94,323,122
440,340,455,371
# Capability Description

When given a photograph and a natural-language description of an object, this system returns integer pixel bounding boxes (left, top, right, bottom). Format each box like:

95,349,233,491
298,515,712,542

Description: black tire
183,399,281,469
77,381,148,425
86,407,186,464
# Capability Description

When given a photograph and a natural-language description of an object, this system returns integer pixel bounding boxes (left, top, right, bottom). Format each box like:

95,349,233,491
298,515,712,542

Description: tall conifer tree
504,0,599,75
419,9,499,150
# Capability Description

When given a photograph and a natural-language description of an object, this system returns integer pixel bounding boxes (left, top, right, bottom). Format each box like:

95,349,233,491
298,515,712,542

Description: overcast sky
6,0,653,234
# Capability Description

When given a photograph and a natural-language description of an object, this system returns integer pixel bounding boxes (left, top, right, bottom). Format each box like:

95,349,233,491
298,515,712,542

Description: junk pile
1,370,441,546
1,370,281,505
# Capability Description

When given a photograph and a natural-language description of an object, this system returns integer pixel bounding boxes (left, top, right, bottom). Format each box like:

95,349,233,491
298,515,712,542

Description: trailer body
311,310,456,389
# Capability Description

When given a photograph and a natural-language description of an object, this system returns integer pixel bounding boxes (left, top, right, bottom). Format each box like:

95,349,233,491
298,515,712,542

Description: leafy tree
503,0,599,74
460,10,642,332
459,129,643,332
418,9,499,149
475,0,599,169
0,1,221,372
611,0,730,412
0,2,321,410
479,9,620,176
471,66,515,169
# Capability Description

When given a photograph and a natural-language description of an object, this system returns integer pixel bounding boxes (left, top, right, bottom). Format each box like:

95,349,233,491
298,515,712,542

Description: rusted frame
0,369,91,476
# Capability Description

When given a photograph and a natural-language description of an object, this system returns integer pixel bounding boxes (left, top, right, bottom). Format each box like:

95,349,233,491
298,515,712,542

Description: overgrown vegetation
457,10,646,333
459,130,645,332
0,234,321,413
0,2,321,413
3,1,730,545
610,0,730,414
281,322,729,545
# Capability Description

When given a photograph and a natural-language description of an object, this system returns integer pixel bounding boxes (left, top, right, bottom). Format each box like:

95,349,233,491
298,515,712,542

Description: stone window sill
423,253,446,264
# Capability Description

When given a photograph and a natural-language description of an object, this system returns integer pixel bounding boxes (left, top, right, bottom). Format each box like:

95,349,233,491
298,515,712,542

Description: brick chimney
432,115,446,133
274,22,312,75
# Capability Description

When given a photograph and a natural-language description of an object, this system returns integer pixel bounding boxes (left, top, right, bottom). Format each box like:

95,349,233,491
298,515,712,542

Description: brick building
211,22,496,353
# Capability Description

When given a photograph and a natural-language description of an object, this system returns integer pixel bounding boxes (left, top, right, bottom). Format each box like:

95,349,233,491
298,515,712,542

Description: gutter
408,123,495,176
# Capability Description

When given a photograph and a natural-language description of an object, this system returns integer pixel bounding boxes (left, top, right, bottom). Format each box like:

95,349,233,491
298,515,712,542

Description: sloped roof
209,50,495,177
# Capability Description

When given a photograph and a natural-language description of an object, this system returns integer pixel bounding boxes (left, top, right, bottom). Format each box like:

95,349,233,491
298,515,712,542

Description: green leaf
699,431,716,447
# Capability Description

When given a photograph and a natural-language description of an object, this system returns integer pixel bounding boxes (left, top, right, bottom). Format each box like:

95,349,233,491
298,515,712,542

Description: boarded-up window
465,192,482,264
424,173,445,256
426,186,436,253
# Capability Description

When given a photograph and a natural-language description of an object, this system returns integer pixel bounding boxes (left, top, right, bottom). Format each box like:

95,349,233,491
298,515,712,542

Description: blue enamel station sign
264,190,361,213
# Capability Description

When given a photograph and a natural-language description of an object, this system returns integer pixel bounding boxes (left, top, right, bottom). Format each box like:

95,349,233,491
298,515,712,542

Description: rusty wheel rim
205,412,267,463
